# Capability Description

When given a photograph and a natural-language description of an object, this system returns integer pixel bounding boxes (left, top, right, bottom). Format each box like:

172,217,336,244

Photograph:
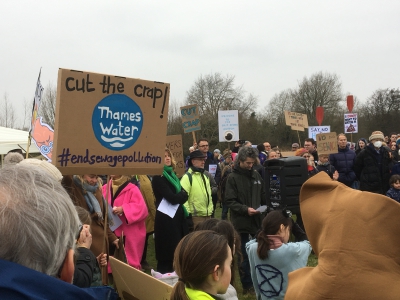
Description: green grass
144,205,318,300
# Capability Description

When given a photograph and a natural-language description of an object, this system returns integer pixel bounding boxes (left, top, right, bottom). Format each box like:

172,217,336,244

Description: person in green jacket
224,146,266,295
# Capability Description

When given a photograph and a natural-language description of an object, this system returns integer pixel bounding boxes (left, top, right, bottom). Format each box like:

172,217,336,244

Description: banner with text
218,110,239,142
180,104,201,133
344,113,358,133
53,69,170,175
166,134,185,177
308,126,331,141
316,132,338,155
284,111,309,131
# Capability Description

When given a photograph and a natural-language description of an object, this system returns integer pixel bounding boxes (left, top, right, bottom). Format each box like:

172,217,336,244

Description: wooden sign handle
192,131,196,145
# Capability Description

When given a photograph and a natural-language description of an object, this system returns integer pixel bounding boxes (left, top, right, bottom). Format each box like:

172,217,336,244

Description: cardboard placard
218,110,239,142
166,134,185,177
316,132,338,155
53,69,169,175
180,104,201,133
281,151,296,157
109,257,172,300
284,111,308,131
344,113,358,133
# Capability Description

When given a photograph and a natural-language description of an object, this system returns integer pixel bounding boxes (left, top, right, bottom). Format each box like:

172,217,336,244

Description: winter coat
137,175,156,234
315,163,336,179
386,187,400,203
224,164,266,235
354,144,391,194
62,175,117,257
329,145,356,186
181,168,214,217
152,175,188,265
0,259,118,300
73,247,100,288
102,182,148,270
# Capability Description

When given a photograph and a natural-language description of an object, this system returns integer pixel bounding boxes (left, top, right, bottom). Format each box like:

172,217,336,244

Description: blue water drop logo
92,94,143,151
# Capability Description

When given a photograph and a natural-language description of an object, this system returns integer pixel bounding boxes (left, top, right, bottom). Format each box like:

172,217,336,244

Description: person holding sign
62,175,119,259
151,148,189,273
102,175,148,270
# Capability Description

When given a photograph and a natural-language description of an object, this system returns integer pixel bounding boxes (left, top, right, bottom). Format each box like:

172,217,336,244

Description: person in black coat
151,148,189,273
354,131,392,194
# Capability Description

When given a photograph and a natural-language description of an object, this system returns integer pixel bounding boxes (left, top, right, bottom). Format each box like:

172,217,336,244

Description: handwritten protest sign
180,104,201,133
308,126,330,141
53,69,169,175
166,135,185,177
316,132,338,155
344,113,358,133
284,111,308,131
218,110,239,142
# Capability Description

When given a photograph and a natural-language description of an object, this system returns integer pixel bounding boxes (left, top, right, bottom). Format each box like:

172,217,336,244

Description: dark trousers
221,203,229,220
141,232,153,262
239,232,254,290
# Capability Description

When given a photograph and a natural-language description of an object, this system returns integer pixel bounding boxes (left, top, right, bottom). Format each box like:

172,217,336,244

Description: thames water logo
92,94,143,151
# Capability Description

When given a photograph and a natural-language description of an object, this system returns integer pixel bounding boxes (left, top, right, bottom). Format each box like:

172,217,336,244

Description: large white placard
308,126,331,141
218,110,239,142
344,113,358,133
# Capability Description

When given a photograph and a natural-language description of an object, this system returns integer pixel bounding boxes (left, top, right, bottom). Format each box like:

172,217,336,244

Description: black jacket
151,175,188,267
224,164,266,235
354,144,391,194
329,146,356,186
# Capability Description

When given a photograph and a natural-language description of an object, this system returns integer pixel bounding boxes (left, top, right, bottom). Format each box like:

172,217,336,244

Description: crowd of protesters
2,128,400,299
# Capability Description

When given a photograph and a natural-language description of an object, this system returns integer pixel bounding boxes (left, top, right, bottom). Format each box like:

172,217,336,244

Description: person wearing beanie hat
20,158,63,182
354,131,392,194
4,152,24,165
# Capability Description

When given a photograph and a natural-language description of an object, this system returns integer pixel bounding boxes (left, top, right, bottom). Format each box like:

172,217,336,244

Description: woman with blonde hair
152,147,189,273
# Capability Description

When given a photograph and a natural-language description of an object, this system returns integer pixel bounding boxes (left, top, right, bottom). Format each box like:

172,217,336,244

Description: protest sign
316,132,338,155
218,110,239,142
180,104,201,133
53,69,169,175
284,111,309,131
166,134,185,177
109,257,172,300
344,113,358,133
308,126,330,141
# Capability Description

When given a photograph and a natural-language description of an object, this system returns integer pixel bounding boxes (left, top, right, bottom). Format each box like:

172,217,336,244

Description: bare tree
38,82,57,128
185,72,258,142
0,93,17,128
291,72,343,124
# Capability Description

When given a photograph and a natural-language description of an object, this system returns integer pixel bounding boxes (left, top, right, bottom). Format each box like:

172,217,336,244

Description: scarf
111,175,130,197
267,235,283,250
73,175,114,226
317,161,329,166
163,165,181,193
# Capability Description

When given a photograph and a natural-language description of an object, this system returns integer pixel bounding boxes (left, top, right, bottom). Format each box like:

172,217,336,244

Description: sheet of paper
256,205,268,213
157,198,179,218
109,203,123,232
208,164,217,177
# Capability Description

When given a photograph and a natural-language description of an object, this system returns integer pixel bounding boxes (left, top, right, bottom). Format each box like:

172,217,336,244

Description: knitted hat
292,143,300,148
294,148,308,157
285,172,400,299
4,152,24,165
369,130,384,141
214,149,221,154
20,159,63,182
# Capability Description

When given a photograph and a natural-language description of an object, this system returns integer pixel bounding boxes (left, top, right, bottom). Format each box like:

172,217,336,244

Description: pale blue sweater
246,239,312,300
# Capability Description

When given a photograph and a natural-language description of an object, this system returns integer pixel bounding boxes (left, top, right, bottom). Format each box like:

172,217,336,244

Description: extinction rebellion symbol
92,94,143,151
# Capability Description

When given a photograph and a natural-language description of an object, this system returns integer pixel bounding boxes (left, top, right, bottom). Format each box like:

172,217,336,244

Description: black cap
188,150,207,166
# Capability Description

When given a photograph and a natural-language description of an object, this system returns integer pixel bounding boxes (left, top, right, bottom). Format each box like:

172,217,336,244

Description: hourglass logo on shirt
92,94,143,151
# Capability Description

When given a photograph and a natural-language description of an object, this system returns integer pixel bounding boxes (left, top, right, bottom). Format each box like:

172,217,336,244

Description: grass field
144,205,318,299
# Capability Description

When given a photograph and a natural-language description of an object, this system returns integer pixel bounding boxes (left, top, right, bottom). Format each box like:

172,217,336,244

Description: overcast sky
1,1,399,126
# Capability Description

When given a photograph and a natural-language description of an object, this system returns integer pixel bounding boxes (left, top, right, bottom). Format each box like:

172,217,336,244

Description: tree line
1,73,399,156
